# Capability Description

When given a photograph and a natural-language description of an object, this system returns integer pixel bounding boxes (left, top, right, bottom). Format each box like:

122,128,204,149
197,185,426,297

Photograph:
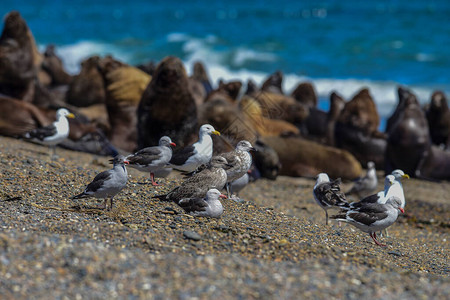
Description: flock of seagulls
71,123,255,218
313,164,409,247
22,111,409,246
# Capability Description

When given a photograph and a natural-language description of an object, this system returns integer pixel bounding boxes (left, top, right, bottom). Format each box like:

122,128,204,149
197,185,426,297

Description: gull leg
226,183,231,198
370,232,386,247
109,196,114,211
150,173,160,186
325,210,329,225
50,146,58,160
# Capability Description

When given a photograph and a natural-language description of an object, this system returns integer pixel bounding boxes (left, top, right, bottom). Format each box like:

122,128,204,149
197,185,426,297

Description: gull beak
250,147,257,152
399,207,405,213
402,174,410,179
124,160,130,165
212,130,220,136
219,194,227,199
66,113,76,119
170,142,176,147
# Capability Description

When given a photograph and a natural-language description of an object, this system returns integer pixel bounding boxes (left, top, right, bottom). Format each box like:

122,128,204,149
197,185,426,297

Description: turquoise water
1,0,449,119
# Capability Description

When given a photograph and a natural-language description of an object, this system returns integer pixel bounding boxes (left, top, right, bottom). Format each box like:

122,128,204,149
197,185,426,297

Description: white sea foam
44,40,131,75
51,39,446,118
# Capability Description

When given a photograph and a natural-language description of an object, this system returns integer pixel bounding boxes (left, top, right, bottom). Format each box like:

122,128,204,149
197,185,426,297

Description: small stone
388,251,402,257
183,230,201,241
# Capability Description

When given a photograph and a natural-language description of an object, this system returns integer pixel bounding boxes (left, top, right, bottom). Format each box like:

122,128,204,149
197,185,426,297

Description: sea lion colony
0,11,449,182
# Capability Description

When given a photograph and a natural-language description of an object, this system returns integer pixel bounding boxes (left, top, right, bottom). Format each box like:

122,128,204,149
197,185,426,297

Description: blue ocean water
2,0,449,122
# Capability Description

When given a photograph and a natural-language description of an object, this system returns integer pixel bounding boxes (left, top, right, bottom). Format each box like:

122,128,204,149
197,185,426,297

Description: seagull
168,124,220,173
155,156,230,203
24,108,75,158
230,172,250,198
313,173,349,225
330,196,405,247
220,140,255,198
72,155,129,211
125,136,176,186
350,170,409,209
346,161,378,198
177,188,227,218
389,169,409,209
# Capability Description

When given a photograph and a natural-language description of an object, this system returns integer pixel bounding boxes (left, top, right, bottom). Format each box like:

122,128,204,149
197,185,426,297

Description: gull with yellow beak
168,124,221,173
24,108,75,159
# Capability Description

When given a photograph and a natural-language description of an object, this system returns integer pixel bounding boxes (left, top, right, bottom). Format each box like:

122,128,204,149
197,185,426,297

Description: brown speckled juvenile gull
155,156,229,204
178,188,227,218
125,136,176,186
72,155,129,211
313,173,349,225
220,140,255,198
331,197,404,246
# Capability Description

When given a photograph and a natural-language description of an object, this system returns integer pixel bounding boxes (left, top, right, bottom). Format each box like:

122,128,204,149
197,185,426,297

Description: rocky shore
0,136,448,299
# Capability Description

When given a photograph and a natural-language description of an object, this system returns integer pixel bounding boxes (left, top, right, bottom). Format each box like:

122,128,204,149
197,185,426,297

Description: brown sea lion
205,80,242,104
260,135,362,180
240,96,300,137
385,86,417,133
192,61,213,96
136,60,156,76
41,45,72,86
137,56,198,149
67,56,106,107
251,90,309,125
337,88,380,135
261,71,283,94
325,92,346,146
98,56,151,152
425,91,450,148
290,81,318,108
334,88,386,168
252,139,281,180
0,11,36,102
245,79,259,95
415,145,450,180
199,98,257,145
385,87,431,176
0,95,52,137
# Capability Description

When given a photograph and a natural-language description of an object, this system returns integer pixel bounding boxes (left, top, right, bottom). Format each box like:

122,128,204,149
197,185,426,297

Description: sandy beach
0,136,448,299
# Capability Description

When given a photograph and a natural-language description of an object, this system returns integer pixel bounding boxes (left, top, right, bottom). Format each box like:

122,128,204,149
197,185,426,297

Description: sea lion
192,61,213,96
67,56,106,107
337,88,380,135
137,56,198,149
415,145,450,180
199,98,257,145
245,79,259,96
98,56,151,152
41,45,72,86
252,139,281,180
326,92,346,146
385,87,431,176
205,80,242,104
0,95,51,137
260,135,362,180
0,11,36,102
250,90,309,125
261,71,283,94
425,91,450,148
239,96,300,137
334,88,386,168
385,86,417,133
290,81,318,108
